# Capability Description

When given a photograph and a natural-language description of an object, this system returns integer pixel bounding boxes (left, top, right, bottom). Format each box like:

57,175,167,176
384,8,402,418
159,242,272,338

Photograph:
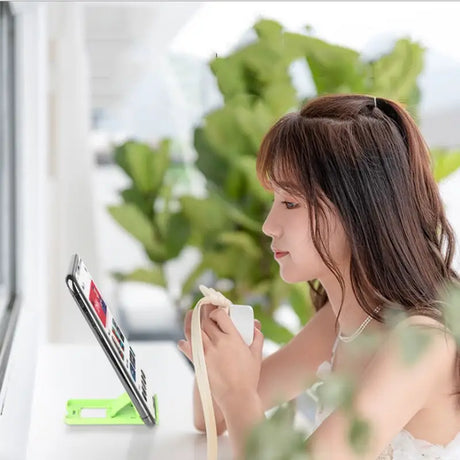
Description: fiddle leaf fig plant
108,139,190,290
108,18,460,346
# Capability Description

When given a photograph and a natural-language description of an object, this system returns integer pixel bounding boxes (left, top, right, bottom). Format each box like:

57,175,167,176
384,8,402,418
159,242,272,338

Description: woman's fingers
177,339,192,362
208,308,234,334
178,326,213,362
180,305,219,361
184,310,192,342
201,316,224,343
184,304,218,342
201,303,218,321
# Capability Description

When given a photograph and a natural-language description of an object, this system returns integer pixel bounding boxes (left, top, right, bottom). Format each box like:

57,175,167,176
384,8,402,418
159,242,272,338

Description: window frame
0,1,20,406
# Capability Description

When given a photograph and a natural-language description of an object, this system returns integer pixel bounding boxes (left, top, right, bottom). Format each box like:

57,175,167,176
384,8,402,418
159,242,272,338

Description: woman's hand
177,303,218,363
197,307,264,408
177,305,262,362
177,305,264,407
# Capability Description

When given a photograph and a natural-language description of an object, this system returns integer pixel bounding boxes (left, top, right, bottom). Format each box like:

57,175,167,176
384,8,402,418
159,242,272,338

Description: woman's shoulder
391,313,457,354
363,312,458,406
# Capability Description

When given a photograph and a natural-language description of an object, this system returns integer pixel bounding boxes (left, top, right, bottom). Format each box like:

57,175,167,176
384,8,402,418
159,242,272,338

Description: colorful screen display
75,260,149,408
89,281,107,327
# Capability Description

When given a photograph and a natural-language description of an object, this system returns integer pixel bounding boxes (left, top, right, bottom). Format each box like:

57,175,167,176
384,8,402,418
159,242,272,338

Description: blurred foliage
431,148,460,182
109,19,460,347
245,400,309,460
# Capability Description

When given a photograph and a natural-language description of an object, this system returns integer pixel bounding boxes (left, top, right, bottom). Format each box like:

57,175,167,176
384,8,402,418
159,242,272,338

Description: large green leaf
216,231,262,261
164,212,191,259
115,142,153,193
288,283,313,326
298,36,367,94
112,267,167,287
253,19,284,48
211,191,261,233
431,148,460,182
181,260,208,297
107,204,166,262
120,187,154,219
194,126,230,186
200,106,256,159
371,38,425,103
233,155,273,205
114,140,171,195
262,82,299,116
180,195,229,238
201,248,258,282
253,305,294,345
210,56,249,101
150,139,172,195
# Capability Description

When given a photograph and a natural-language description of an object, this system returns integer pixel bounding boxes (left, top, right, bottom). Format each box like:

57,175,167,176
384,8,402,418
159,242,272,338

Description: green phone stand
65,392,159,425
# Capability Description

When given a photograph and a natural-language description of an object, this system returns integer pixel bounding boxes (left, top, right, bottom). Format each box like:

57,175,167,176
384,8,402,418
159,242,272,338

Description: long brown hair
256,93,459,390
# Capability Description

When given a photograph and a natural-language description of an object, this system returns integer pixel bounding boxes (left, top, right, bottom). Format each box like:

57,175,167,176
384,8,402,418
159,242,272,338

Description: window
0,1,19,407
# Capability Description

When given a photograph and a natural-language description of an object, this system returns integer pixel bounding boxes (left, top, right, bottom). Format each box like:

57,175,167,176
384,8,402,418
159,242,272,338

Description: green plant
108,19,460,345
107,139,190,296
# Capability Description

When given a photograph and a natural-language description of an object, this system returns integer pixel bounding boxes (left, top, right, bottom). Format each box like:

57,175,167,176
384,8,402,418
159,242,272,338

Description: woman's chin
279,270,304,284
279,267,315,284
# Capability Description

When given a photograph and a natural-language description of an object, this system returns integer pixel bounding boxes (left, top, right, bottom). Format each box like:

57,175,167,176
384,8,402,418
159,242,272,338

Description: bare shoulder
391,313,458,381
354,313,458,410
393,314,457,355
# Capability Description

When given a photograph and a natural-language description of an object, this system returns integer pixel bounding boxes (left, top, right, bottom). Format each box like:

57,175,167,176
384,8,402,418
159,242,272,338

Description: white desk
26,342,232,460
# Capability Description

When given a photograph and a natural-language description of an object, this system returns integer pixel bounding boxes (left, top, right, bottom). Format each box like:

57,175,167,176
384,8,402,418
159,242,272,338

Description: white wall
46,3,100,344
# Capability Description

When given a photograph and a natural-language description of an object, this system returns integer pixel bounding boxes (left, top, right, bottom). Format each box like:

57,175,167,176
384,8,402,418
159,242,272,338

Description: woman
177,94,460,459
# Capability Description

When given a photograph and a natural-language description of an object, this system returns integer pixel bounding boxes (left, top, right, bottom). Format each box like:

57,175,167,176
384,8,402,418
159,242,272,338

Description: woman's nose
262,208,281,238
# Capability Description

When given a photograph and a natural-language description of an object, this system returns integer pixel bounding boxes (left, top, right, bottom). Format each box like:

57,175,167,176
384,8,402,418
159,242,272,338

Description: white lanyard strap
191,285,232,460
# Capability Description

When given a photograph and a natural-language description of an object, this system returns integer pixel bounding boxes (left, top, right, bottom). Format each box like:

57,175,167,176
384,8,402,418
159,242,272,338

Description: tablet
65,253,158,426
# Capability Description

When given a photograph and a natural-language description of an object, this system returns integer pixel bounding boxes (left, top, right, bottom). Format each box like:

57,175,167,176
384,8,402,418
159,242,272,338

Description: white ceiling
84,3,200,111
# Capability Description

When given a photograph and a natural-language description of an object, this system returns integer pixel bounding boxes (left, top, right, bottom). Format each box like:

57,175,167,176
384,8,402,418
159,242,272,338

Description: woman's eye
281,201,298,209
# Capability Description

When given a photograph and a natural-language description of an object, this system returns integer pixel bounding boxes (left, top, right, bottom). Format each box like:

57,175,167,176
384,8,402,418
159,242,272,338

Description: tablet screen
73,258,155,420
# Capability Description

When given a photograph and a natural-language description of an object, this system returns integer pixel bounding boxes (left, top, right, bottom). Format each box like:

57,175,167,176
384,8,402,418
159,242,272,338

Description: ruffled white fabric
305,348,460,459
379,429,460,460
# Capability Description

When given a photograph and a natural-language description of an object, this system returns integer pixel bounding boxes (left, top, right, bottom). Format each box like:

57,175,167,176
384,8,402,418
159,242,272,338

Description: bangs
256,113,309,198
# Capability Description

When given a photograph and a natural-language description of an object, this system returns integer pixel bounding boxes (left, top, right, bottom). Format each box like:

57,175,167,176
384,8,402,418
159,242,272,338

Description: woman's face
262,187,350,283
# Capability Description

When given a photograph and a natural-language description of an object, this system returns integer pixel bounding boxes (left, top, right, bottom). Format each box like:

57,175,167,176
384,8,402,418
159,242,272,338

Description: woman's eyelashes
281,201,299,210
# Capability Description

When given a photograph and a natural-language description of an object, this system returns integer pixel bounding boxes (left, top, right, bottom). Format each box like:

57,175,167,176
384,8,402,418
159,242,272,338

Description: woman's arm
219,390,265,460
193,375,227,434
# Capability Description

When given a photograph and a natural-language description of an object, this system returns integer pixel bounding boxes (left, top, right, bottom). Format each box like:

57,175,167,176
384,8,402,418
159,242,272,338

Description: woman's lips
274,251,289,259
